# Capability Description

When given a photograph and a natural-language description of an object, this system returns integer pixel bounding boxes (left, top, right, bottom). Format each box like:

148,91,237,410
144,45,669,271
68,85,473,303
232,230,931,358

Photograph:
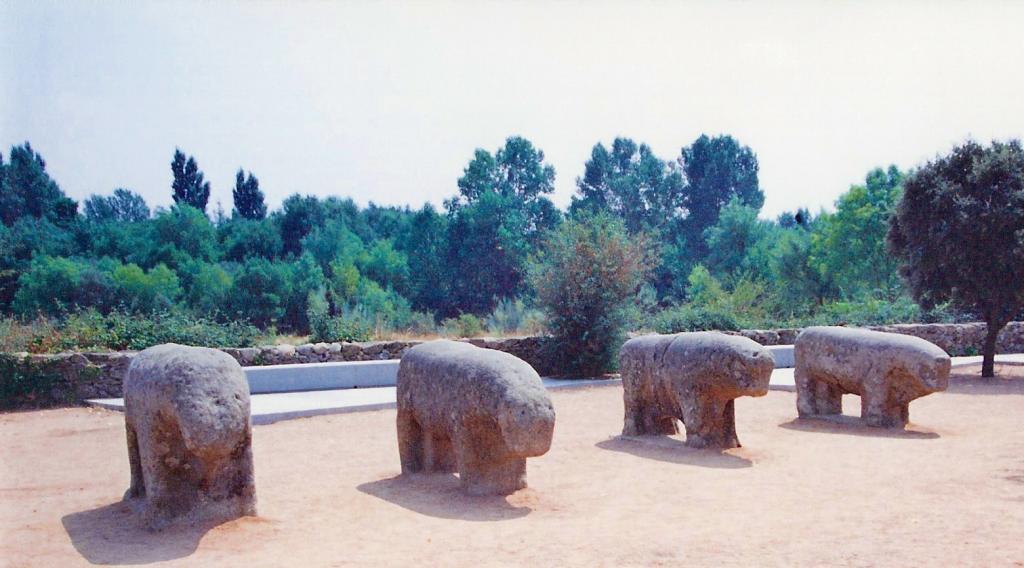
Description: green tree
811,166,904,297
570,138,685,234
679,134,763,260
170,149,211,212
282,253,326,332
137,205,218,268
220,218,283,261
530,213,652,375
110,263,182,312
888,140,1024,377
179,260,233,316
703,198,776,282
771,228,837,310
12,256,84,316
357,239,408,296
1,142,78,227
226,258,290,328
83,188,150,222
276,194,325,257
301,218,363,270
445,137,560,315
232,169,267,220
399,204,448,314
445,190,530,315
450,136,560,235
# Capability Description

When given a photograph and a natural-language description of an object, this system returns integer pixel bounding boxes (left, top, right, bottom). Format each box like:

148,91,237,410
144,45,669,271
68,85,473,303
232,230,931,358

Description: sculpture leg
423,431,457,473
622,386,646,436
861,387,905,428
795,367,818,418
460,453,527,496
680,395,740,449
397,409,424,474
455,428,527,496
814,381,843,415
137,423,197,530
227,443,258,516
124,422,145,500
796,369,842,417
623,387,677,436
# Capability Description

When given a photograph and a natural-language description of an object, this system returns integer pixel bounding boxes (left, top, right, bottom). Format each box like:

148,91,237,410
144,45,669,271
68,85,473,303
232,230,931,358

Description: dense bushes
1,137,1001,359
653,305,741,333
12,256,181,317
0,310,261,354
0,354,62,409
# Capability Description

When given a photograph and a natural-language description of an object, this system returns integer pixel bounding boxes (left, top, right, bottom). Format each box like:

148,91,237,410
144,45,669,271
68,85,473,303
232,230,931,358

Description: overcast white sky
3,1,1024,218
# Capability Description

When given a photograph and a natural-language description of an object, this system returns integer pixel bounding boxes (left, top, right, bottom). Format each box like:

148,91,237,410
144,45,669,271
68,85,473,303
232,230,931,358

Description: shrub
442,313,485,338
12,256,81,316
485,298,546,336
21,310,262,353
308,310,373,343
811,296,923,327
226,258,290,328
653,305,741,333
0,354,62,409
530,213,652,376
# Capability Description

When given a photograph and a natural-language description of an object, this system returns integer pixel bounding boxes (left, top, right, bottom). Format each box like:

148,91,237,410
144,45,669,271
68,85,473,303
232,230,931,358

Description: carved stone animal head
497,389,555,457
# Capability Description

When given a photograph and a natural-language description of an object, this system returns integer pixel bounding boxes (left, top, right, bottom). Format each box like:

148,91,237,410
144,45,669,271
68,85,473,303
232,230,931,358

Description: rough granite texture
794,326,951,428
123,344,256,530
396,340,555,496
3,322,1022,408
619,332,775,449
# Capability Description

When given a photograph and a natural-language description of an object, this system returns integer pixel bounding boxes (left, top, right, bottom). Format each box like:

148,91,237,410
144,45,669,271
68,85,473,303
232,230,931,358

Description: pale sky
3,1,1024,218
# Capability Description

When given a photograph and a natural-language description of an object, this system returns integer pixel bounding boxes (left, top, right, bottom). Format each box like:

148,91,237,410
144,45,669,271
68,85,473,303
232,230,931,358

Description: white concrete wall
244,360,400,394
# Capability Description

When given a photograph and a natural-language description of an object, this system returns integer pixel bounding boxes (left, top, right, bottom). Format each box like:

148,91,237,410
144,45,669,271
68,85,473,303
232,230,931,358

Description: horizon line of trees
2,135,1021,375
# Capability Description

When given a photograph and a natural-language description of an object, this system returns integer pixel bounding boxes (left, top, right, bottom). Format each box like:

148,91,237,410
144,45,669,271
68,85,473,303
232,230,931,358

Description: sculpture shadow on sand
595,435,753,469
778,415,940,439
357,473,532,522
62,500,232,565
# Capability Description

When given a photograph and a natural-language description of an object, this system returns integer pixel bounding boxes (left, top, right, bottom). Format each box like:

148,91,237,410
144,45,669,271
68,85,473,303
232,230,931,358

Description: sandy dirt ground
2,363,1023,567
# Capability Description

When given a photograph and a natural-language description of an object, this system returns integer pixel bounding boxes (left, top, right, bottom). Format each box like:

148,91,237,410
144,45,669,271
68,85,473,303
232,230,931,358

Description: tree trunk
981,323,1001,378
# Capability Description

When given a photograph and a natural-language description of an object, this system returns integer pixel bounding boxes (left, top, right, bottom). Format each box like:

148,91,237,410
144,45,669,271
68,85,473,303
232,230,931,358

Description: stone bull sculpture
396,340,555,496
795,326,950,428
620,332,775,449
123,344,256,530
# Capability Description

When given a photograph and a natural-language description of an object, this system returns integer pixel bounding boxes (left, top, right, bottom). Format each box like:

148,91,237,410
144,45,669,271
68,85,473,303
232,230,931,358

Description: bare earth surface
2,363,1023,567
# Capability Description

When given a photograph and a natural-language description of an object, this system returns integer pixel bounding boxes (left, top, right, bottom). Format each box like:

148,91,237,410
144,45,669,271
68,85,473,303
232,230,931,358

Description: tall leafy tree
83,188,150,222
703,198,776,282
445,191,530,315
232,169,267,220
275,194,325,257
444,136,561,315
679,134,763,260
451,136,560,235
170,149,211,212
811,166,904,297
1,142,78,227
888,140,1024,377
398,204,448,314
570,138,685,234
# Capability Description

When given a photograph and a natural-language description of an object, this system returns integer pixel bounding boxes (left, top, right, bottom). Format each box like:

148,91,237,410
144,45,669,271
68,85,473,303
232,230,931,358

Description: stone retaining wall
3,322,1022,408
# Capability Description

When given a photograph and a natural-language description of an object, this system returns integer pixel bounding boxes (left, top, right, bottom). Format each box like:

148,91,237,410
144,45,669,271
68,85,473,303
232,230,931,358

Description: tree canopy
170,149,211,212
888,140,1024,377
232,169,267,220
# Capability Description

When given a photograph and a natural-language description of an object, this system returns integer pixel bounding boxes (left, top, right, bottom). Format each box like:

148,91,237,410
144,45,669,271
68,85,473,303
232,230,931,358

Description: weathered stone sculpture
620,332,774,449
123,344,256,529
396,340,555,496
795,326,951,428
